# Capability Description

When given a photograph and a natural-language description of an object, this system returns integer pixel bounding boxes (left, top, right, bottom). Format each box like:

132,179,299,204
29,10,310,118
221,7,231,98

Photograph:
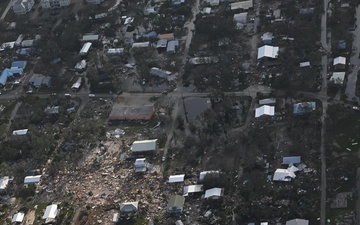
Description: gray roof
167,40,179,53
156,39,168,48
282,156,301,165
131,139,157,152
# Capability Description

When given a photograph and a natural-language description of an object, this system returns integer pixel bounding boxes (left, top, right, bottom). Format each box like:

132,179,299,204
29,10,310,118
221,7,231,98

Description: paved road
0,0,13,20
345,6,360,101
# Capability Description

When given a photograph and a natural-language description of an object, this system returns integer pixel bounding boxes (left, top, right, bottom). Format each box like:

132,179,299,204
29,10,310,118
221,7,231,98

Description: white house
333,56,346,66
257,45,279,59
255,105,275,118
24,175,41,185
12,0,34,14
43,204,58,221
12,212,25,223
131,139,157,153
273,166,299,181
168,174,185,183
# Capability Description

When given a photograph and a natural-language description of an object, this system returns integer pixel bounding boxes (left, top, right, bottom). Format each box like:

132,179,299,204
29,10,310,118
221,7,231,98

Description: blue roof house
11,61,27,69
0,68,23,86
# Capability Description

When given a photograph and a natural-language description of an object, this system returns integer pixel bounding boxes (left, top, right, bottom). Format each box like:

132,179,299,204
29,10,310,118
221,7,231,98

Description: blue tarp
11,61,27,69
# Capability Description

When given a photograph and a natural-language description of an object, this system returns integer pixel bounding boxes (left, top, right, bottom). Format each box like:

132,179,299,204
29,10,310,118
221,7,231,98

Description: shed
11,61,27,69
183,184,203,196
12,212,25,223
107,48,124,55
207,0,219,6
168,174,185,183
150,67,171,78
21,40,34,47
112,213,119,222
333,56,346,67
255,105,275,117
299,61,310,68
282,156,301,165
273,167,299,181
261,32,273,45
131,139,157,153
134,158,147,173
204,187,224,199
156,39,168,48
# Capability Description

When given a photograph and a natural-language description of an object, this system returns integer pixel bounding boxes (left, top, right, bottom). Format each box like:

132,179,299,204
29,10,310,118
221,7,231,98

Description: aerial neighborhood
0,0,359,223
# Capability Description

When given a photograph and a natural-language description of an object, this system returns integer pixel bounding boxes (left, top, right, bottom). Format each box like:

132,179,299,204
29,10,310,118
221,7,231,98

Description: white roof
12,129,28,135
112,213,119,222
299,61,310,67
168,174,185,183
261,32,273,41
12,212,25,223
257,45,279,59
286,219,309,225
82,34,99,41
132,42,150,48
0,176,10,189
108,48,124,54
24,175,41,184
203,7,211,14
71,77,82,89
43,204,58,219
131,139,157,152
230,0,253,10
261,223,269,225
273,168,297,181
79,42,92,55
199,170,219,180
255,105,275,118
204,187,223,198
183,184,203,196
175,220,184,225
233,12,248,23
259,98,276,105
134,158,146,166
333,56,346,65
330,72,346,84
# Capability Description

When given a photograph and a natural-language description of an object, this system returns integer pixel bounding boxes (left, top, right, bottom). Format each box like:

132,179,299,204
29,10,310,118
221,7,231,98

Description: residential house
168,174,185,183
183,184,203,196
175,220,184,225
71,77,83,90
29,74,51,88
204,187,224,199
273,166,299,181
233,12,248,24
134,158,147,173
132,42,150,48
82,34,99,42
75,60,87,71
12,0,34,14
167,195,185,213
299,61,310,68
24,175,41,185
12,212,25,223
0,176,10,192
41,0,70,9
109,104,154,121
21,39,34,47
11,61,27,69
230,0,253,11
43,204,58,223
1,41,16,51
167,40,179,54
0,68,23,86
261,32,273,45
257,45,279,59
79,42,92,55
120,201,138,216
150,67,171,79
156,39,168,49
255,105,275,118
293,102,316,114
333,56,346,70
12,129,28,135
131,139,157,154
158,33,174,40
330,72,346,85
286,219,309,225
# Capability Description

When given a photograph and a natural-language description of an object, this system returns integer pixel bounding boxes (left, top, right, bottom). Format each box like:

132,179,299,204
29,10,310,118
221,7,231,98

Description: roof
24,175,41,184
134,158,146,166
259,98,276,105
21,40,34,47
261,223,269,225
273,167,298,181
255,105,275,117
168,195,185,208
150,67,171,78
120,201,138,212
286,219,309,225
261,32,273,41
80,42,92,54
330,72,346,84
12,212,25,223
156,39,168,48
143,31,157,38
82,34,99,41
12,129,28,135
132,42,150,48
0,176,10,190
233,12,248,23
257,45,279,59
75,60,87,70
333,56,346,65
175,220,184,225
167,40,179,52
293,102,316,114
199,170,219,180
11,60,27,69
112,213,119,222
107,48,124,54
0,68,23,85
168,174,185,183
19,47,31,55
43,204,58,219
71,77,82,89
204,187,224,198
230,0,253,10
183,184,203,196
131,139,157,152
158,33,174,40
299,61,310,67
282,156,301,165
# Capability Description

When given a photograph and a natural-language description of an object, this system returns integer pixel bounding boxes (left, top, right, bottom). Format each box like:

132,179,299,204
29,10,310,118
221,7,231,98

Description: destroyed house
120,201,138,215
